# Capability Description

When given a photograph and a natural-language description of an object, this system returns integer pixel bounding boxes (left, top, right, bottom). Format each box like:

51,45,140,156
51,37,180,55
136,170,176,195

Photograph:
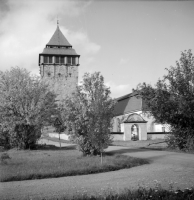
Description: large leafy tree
137,50,194,150
0,67,57,149
60,72,115,155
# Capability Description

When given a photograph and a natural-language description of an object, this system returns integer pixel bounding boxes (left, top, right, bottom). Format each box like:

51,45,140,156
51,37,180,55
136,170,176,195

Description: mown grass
112,139,167,149
0,145,149,182
62,187,194,200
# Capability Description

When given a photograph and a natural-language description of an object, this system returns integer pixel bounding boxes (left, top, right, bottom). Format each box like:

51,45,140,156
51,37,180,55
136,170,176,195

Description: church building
39,23,80,101
112,91,170,141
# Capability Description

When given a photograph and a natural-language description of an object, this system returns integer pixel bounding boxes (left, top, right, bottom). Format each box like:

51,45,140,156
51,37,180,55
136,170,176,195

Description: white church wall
112,134,124,141
49,133,70,140
147,133,166,140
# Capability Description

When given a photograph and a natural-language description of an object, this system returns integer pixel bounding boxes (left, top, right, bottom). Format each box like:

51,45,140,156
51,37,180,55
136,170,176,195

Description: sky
0,0,194,98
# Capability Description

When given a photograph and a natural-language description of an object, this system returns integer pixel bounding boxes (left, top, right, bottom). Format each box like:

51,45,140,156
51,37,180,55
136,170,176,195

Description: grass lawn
112,139,167,149
0,145,149,182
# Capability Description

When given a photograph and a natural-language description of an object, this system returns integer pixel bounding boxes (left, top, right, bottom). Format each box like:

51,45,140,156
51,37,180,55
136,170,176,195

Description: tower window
67,57,71,64
44,56,48,63
61,57,65,64
56,56,60,63
72,57,76,65
49,56,52,63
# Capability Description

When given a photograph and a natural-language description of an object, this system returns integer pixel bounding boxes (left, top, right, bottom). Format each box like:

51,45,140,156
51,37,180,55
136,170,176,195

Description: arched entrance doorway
122,113,147,141
131,124,139,140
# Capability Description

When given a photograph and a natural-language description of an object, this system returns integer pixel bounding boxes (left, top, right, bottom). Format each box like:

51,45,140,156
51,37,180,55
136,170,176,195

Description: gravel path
1,146,194,200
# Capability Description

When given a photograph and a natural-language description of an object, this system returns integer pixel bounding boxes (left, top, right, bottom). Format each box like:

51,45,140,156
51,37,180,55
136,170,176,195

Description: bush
14,124,41,149
64,187,194,200
0,152,11,164
166,128,194,151
0,129,11,149
61,72,115,156
0,67,57,150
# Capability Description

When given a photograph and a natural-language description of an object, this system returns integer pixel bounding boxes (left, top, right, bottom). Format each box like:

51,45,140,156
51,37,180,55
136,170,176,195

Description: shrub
0,67,57,150
0,129,11,149
0,152,11,164
166,128,194,151
60,72,115,156
65,187,194,200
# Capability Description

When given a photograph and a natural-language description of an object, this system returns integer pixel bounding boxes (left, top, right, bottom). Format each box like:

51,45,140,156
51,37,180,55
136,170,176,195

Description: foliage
137,50,194,150
165,129,194,151
60,72,116,155
65,187,194,200
0,67,57,149
0,152,11,165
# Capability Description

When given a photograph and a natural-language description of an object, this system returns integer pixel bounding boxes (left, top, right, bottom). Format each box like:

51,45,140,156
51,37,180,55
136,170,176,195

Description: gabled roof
113,91,149,116
116,91,138,101
47,26,72,47
114,93,142,116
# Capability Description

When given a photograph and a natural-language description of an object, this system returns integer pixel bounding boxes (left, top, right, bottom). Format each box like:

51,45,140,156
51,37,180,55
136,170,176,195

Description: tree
137,50,194,150
60,72,115,156
0,67,57,149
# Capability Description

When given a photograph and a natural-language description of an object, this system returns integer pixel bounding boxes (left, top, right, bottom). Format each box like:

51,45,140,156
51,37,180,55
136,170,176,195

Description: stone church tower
39,24,80,101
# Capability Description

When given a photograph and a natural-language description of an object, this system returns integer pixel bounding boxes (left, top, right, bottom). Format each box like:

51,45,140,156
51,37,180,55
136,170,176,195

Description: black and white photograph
0,0,194,199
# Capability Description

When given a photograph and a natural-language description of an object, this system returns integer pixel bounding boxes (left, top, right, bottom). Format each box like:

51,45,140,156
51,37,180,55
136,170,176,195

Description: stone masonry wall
40,64,78,102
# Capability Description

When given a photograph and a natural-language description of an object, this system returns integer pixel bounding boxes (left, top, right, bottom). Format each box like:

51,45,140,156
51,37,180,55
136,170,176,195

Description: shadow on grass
105,146,173,162
36,144,77,151
106,147,162,156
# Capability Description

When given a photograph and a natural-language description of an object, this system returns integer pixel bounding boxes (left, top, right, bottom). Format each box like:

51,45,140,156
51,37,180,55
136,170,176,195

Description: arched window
131,124,139,140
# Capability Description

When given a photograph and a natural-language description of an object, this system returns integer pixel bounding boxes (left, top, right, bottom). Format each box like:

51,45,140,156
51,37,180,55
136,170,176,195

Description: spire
57,16,59,27
46,25,72,47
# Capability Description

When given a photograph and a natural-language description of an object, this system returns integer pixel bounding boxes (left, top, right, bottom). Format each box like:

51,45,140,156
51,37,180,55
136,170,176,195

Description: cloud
106,81,132,98
119,58,129,65
0,0,99,75
65,30,101,66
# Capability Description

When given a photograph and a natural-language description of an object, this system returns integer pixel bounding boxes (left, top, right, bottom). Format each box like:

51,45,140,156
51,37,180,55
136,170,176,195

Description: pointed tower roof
47,26,72,47
39,24,80,62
